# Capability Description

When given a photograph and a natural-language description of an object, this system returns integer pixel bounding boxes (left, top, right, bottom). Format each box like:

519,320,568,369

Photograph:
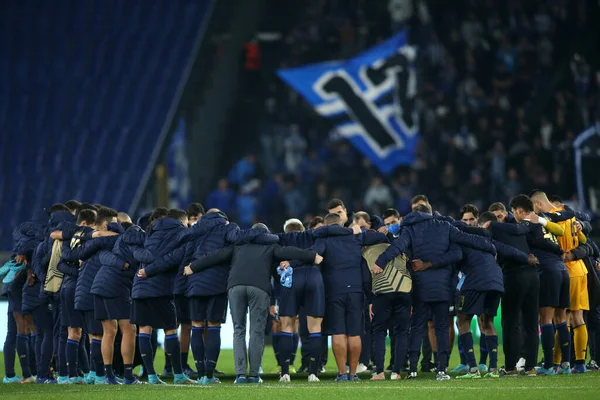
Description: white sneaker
356,363,368,374
319,367,326,374
258,366,264,374
279,374,291,383
308,374,320,382
516,358,526,371
390,373,401,381
436,371,451,381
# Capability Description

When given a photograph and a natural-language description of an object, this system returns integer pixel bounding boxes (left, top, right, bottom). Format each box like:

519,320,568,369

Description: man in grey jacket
184,223,322,384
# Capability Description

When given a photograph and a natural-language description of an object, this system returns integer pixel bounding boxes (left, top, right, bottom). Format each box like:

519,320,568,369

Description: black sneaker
214,369,225,376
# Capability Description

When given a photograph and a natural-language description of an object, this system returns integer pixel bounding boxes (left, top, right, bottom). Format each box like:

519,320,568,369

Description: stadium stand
0,0,212,250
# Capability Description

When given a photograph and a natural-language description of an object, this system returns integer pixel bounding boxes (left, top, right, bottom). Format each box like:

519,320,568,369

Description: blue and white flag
167,119,191,209
278,31,418,174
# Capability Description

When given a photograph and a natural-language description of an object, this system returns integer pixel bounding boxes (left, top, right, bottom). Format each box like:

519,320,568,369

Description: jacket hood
107,222,125,234
402,212,433,226
249,233,280,245
151,217,185,232
49,211,76,227
193,212,228,235
137,212,152,230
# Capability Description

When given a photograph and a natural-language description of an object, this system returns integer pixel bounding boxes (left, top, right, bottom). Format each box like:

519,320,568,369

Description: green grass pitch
0,345,598,399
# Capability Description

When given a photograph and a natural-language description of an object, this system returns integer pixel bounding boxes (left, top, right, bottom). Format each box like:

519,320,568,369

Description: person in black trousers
483,218,540,375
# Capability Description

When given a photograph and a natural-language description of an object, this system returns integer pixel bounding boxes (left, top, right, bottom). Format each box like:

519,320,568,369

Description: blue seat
1,0,212,249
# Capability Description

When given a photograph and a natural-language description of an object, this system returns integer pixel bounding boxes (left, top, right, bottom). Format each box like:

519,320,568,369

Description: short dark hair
76,209,96,226
186,202,205,218
151,207,169,222
49,203,70,214
327,198,345,211
324,213,342,225
410,194,429,206
93,204,104,209
460,204,479,219
548,195,563,204
78,202,98,212
167,208,188,222
382,208,400,220
488,202,506,212
353,211,370,223
96,207,118,226
413,204,432,214
478,211,498,225
509,195,534,213
308,216,324,229
65,200,82,212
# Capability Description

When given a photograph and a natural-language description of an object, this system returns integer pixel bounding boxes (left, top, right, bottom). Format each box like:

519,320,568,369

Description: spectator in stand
364,177,394,218
228,154,258,187
206,179,235,216
284,125,307,173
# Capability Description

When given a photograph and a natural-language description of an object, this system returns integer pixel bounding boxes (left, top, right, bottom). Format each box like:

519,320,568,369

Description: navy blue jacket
377,212,496,302
131,218,187,299
521,221,565,272
33,211,75,285
312,225,387,296
22,241,49,312
58,226,94,292
277,230,318,269
92,225,144,298
489,222,532,272
453,226,504,293
13,209,48,261
190,231,316,295
185,213,241,297
75,223,123,310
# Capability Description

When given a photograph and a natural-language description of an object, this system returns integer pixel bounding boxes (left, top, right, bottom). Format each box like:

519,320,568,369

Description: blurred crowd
205,0,600,229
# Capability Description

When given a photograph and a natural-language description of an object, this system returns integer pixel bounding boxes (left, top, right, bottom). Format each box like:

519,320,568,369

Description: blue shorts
7,285,23,314
189,294,227,323
131,296,177,330
539,269,570,309
175,295,191,325
324,292,364,336
61,287,85,328
83,310,103,335
457,290,502,317
280,267,325,318
94,295,131,321
31,302,54,330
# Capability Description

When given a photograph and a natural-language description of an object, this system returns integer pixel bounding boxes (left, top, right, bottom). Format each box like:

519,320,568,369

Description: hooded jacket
131,218,186,299
311,224,388,296
91,225,144,299
12,209,49,261
75,223,123,310
376,212,496,302
58,225,94,291
185,213,241,297
190,228,317,295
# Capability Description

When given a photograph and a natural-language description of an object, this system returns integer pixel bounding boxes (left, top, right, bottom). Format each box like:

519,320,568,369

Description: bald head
117,212,132,224
207,208,221,214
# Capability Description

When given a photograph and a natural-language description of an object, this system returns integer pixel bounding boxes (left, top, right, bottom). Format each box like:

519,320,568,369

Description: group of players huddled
1,191,599,385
